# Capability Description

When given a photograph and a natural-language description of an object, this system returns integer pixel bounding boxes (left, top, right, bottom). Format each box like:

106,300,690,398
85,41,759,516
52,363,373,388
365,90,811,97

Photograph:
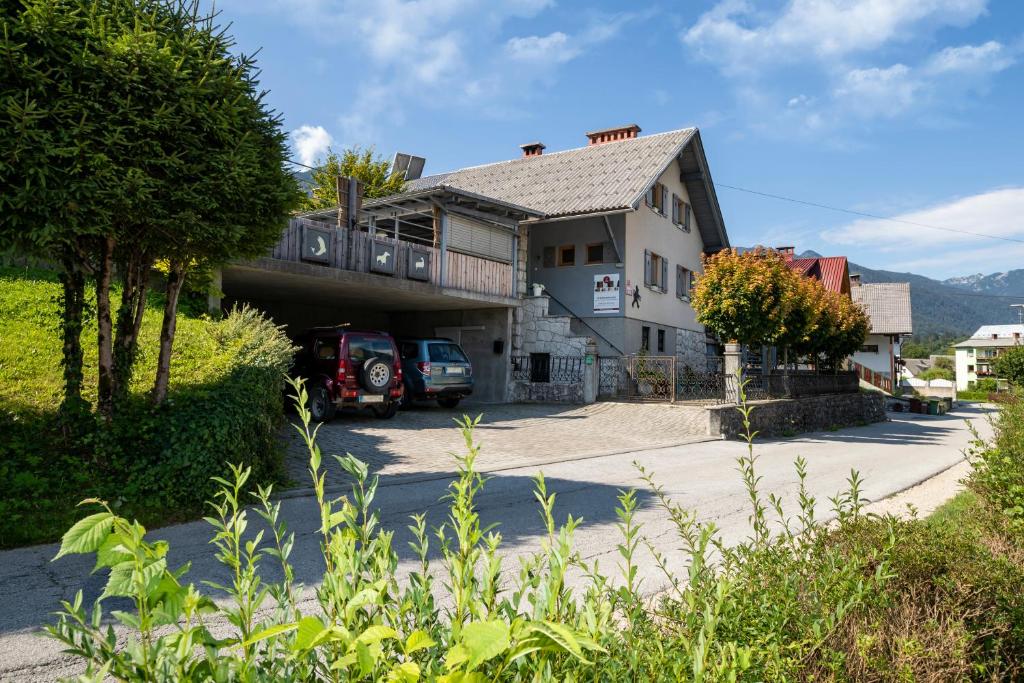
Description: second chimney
586,124,641,145
520,142,545,158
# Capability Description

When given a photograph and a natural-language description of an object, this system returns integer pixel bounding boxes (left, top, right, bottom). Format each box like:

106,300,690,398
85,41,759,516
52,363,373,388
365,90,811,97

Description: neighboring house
954,324,1024,390
779,247,851,296
850,278,913,385
401,124,730,368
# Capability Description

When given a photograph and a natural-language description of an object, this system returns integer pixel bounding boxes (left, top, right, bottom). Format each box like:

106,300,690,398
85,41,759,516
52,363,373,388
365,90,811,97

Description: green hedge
0,266,294,547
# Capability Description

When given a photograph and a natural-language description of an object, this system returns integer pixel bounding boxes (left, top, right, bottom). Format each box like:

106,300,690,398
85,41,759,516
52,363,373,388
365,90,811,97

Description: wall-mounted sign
301,226,333,264
593,273,621,314
369,239,396,275
407,247,432,281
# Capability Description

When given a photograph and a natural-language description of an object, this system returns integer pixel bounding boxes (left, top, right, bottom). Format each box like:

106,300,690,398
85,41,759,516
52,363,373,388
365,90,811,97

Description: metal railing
510,355,585,384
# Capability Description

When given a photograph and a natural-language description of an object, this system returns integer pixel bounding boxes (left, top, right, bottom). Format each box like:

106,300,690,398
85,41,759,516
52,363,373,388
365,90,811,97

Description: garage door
448,214,514,263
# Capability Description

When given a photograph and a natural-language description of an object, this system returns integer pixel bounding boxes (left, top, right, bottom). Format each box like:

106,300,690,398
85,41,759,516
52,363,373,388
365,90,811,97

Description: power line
715,183,1024,245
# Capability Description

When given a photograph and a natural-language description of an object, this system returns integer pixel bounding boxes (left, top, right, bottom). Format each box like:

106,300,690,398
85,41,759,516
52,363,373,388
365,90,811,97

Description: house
850,278,913,388
954,324,1024,390
221,123,731,402
400,124,730,369
779,247,851,296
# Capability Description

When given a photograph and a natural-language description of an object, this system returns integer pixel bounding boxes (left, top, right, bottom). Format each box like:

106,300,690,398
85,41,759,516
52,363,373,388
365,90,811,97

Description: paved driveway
283,401,714,489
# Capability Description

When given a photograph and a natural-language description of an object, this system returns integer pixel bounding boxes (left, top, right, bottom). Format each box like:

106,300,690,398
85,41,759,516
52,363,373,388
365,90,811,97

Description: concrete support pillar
724,341,743,404
207,268,223,316
583,339,599,403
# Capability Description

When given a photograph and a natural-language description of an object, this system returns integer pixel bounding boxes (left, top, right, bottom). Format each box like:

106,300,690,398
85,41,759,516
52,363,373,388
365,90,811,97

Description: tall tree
299,148,406,211
0,0,300,416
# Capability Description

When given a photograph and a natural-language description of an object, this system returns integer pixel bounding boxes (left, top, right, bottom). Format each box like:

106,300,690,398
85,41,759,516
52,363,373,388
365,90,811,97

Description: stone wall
706,392,887,439
517,295,590,357
675,328,707,371
509,380,585,404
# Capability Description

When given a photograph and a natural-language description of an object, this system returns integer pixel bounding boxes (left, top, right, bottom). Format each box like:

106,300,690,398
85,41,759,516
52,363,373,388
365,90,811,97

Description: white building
954,324,1024,390
850,279,912,385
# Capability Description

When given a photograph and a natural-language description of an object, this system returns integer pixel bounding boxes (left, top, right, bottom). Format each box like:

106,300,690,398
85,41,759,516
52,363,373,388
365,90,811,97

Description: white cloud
821,187,1024,274
924,40,1015,75
291,125,334,166
683,0,988,74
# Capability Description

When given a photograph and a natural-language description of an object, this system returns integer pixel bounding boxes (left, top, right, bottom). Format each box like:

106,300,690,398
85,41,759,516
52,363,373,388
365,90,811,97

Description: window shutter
644,250,652,286
543,246,555,268
661,258,668,293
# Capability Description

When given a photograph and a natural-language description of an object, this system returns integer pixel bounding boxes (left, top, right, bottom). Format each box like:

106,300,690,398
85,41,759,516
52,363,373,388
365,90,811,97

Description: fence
269,218,514,298
510,355,585,384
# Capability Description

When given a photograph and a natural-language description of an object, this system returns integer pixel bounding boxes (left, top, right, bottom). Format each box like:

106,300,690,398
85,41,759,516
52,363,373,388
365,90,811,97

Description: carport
221,186,540,403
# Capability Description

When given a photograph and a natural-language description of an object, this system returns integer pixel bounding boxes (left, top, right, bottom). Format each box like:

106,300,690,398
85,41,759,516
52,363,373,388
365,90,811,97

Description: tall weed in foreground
47,377,901,681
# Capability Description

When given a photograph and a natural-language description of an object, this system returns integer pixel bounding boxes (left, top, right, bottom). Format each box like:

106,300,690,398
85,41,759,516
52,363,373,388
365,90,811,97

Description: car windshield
428,342,468,363
348,336,395,365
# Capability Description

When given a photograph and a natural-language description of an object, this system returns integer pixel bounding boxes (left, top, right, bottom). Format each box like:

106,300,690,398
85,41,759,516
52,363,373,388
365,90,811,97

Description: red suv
292,328,403,422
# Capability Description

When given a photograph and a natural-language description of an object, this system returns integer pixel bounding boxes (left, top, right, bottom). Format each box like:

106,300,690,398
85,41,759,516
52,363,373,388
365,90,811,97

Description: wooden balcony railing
268,218,514,299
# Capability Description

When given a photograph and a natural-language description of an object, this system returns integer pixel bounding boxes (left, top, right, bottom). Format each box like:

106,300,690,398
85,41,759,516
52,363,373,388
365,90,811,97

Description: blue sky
217,0,1024,279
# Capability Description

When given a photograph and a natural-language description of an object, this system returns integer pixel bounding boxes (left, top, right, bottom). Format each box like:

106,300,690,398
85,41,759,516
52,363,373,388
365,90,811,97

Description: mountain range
802,251,1024,338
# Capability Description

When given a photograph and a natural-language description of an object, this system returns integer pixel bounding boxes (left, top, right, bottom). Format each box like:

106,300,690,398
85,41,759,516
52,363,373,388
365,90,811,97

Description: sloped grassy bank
0,265,294,548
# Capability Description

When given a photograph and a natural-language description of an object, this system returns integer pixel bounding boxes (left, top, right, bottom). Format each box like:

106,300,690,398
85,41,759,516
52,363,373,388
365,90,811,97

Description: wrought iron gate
598,355,676,402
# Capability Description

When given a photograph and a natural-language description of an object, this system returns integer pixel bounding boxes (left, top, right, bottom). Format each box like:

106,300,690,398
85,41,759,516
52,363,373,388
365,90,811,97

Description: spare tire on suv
361,356,392,394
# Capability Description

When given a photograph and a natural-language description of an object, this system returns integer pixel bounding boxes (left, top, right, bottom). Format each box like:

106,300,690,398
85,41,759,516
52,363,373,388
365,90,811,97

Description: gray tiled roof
406,128,697,218
851,283,913,335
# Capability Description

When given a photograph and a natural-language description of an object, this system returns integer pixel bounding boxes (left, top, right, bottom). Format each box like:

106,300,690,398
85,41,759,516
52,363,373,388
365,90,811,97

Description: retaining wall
707,392,887,438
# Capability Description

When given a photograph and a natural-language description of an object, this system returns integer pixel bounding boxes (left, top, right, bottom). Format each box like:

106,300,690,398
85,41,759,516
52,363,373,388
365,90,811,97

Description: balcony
269,217,514,299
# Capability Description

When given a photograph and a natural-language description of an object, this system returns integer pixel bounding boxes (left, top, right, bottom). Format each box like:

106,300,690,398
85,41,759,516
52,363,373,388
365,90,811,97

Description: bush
0,266,294,547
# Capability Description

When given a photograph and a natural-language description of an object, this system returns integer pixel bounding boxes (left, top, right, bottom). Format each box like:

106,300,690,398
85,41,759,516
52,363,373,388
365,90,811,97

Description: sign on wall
369,239,396,275
301,226,333,264
593,273,621,313
407,246,432,281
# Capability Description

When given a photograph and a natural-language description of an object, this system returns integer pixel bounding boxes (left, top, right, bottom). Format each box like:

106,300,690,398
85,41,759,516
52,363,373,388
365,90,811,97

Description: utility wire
715,183,1024,245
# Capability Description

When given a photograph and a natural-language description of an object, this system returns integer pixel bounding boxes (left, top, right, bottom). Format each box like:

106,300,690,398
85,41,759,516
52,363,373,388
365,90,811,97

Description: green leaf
357,624,397,645
457,620,510,671
292,615,326,651
55,512,114,560
404,630,435,655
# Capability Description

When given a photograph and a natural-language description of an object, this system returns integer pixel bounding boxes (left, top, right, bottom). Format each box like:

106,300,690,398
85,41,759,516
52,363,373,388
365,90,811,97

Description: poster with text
593,273,621,313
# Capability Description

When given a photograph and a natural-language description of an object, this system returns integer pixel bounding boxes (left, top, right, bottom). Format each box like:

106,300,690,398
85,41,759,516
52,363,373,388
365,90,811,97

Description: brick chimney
776,246,795,260
850,273,862,286
585,124,641,145
519,142,545,158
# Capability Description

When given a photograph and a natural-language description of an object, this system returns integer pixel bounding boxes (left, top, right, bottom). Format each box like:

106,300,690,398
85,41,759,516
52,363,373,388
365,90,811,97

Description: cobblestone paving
283,401,714,489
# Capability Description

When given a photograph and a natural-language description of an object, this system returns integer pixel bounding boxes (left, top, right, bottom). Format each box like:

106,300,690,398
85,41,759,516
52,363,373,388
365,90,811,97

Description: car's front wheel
308,384,336,423
438,397,461,409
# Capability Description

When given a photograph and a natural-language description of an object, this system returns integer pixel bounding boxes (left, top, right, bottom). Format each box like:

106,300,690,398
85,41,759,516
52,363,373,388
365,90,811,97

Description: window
644,250,668,292
645,183,666,214
657,329,666,353
428,342,469,363
860,344,879,353
586,242,605,264
676,264,693,300
530,352,551,383
557,244,576,267
641,326,651,351
671,195,691,231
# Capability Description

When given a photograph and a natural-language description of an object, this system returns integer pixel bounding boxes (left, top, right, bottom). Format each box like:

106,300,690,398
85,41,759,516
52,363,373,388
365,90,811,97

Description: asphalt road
0,406,991,681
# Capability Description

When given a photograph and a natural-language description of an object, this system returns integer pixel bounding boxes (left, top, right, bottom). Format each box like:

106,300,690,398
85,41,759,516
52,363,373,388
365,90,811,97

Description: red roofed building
776,246,851,297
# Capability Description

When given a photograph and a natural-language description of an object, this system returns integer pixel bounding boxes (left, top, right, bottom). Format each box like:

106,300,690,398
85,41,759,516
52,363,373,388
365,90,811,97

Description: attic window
645,183,666,215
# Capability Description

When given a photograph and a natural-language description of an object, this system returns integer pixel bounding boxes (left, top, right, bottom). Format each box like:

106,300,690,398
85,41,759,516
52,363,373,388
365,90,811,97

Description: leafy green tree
993,345,1024,386
0,0,300,415
692,248,800,346
300,147,406,211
